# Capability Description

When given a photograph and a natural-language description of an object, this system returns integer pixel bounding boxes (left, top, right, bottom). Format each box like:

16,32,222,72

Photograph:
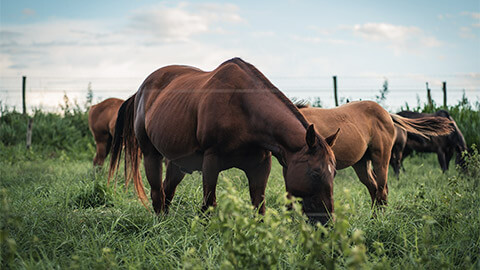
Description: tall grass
1,149,479,269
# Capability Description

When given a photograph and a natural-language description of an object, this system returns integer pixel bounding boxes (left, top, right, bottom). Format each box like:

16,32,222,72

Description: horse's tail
108,94,149,209
390,113,454,138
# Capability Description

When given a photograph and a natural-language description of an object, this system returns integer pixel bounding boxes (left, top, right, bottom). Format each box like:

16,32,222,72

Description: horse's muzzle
305,212,331,226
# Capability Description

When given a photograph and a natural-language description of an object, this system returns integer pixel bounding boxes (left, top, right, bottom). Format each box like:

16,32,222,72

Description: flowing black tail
108,94,148,208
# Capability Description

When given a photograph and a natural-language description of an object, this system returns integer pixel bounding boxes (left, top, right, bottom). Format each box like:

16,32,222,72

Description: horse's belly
146,108,200,160
171,153,204,174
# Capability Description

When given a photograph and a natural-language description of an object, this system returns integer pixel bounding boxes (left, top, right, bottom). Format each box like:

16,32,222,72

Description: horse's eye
309,170,322,181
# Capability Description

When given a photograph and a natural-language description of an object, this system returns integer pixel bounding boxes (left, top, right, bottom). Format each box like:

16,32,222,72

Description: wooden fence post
333,76,338,107
442,81,447,108
26,118,33,150
426,82,432,107
22,76,26,115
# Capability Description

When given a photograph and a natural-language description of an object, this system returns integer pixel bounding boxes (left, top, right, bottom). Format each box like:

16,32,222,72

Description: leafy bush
188,180,373,269
0,95,95,161
461,144,479,186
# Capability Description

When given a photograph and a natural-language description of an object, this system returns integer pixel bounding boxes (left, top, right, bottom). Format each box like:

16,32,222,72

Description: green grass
1,151,479,269
1,97,479,269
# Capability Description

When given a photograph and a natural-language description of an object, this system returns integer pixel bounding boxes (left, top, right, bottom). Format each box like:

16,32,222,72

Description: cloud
127,3,244,42
461,11,480,28
352,23,441,54
459,26,476,39
291,35,348,45
0,3,245,77
251,31,275,38
437,13,453,20
461,12,480,20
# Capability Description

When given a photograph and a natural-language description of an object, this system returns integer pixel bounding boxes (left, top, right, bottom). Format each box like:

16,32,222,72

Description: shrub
0,96,95,161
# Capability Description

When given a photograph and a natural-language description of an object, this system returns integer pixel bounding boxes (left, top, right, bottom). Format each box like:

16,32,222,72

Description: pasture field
1,99,479,269
1,147,479,269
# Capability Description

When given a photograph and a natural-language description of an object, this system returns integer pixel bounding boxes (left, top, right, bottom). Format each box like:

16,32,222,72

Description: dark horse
298,101,453,206
88,98,124,166
392,110,467,173
109,58,339,224
389,123,407,178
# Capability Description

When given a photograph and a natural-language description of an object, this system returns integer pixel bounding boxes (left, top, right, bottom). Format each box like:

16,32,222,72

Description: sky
1,0,479,110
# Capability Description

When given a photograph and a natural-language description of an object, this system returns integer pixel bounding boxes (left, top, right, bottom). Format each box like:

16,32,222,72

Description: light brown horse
109,58,339,224
298,101,453,207
88,98,124,166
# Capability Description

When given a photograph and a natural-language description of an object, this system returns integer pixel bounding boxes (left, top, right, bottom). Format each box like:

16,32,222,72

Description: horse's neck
244,91,307,164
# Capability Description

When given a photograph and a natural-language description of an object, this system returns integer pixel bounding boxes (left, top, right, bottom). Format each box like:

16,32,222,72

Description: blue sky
1,0,479,109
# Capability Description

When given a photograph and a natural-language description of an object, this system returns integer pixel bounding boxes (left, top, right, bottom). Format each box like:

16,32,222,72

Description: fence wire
1,76,479,112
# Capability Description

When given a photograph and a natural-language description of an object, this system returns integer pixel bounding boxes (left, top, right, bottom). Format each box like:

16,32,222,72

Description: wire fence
1,75,479,113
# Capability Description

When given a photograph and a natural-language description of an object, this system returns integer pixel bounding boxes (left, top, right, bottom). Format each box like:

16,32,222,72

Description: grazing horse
390,123,407,178
109,58,339,224
88,98,124,166
395,110,467,173
298,101,453,207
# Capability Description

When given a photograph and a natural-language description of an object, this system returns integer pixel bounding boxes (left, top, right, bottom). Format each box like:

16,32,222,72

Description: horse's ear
306,124,317,149
325,128,340,147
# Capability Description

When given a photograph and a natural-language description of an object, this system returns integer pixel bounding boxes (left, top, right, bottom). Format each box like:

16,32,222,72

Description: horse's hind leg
163,160,186,213
143,149,165,214
244,152,271,215
371,148,390,206
136,123,165,213
390,150,401,179
93,132,110,167
352,158,378,207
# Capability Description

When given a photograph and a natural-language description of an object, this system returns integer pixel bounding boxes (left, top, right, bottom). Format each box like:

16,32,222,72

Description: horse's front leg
437,150,448,173
201,152,221,212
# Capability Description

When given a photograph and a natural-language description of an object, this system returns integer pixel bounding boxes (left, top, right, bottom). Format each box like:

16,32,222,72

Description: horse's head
450,120,468,170
284,124,339,225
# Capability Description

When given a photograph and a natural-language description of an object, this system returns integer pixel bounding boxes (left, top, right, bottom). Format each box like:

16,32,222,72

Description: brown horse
109,58,339,224
394,110,467,173
298,101,453,207
88,98,124,166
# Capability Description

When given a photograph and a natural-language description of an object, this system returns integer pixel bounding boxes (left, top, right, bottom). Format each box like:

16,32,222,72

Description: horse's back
300,101,394,169
89,98,124,136
136,59,264,161
301,101,393,136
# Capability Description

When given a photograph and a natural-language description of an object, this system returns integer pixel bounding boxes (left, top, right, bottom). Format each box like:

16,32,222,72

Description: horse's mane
435,109,451,118
221,58,311,130
293,100,310,109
